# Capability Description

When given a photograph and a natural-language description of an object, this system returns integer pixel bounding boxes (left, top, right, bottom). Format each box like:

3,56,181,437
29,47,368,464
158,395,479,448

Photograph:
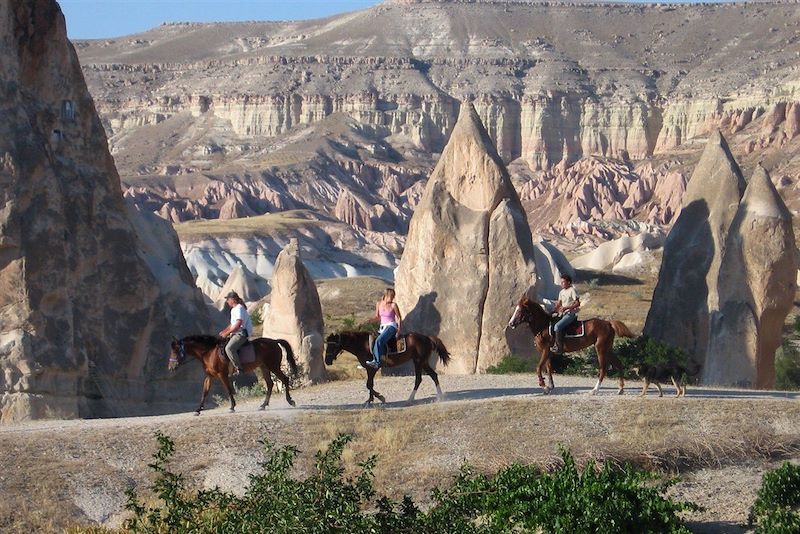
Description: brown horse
507,296,635,395
324,331,451,406
168,335,298,414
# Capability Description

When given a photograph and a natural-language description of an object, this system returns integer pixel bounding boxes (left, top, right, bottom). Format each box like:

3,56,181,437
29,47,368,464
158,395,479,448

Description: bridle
169,339,187,368
508,303,534,329
324,333,343,362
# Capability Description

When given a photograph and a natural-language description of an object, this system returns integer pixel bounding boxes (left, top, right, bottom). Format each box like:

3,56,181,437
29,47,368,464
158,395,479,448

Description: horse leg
364,368,385,406
535,346,551,390
423,363,444,398
196,375,212,415
546,361,555,393
591,349,607,395
219,374,236,412
408,362,422,403
273,367,296,407
259,365,274,410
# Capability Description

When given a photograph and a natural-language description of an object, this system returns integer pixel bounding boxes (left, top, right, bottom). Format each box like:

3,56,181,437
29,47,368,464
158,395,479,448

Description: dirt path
1,374,798,533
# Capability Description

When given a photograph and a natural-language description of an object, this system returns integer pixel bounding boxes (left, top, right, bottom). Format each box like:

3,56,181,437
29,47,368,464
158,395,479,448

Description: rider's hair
383,287,396,301
561,274,573,284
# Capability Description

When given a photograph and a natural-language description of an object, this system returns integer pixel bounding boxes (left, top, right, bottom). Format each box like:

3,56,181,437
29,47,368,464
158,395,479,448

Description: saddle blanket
549,320,585,338
218,341,256,365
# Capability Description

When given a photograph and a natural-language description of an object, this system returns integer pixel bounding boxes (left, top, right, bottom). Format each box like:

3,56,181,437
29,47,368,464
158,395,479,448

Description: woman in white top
218,291,253,375
552,274,580,354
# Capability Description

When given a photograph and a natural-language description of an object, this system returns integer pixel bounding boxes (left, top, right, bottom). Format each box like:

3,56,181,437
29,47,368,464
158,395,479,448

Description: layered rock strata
644,131,745,366
395,103,537,374
0,0,210,422
261,239,326,383
705,166,798,388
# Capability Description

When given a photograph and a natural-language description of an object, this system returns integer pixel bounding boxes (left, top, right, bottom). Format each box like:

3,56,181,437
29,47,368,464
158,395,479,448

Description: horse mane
182,335,221,347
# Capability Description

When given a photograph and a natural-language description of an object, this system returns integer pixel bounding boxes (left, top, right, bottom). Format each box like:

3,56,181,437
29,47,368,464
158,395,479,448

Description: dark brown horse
168,335,298,414
324,331,450,406
507,296,635,395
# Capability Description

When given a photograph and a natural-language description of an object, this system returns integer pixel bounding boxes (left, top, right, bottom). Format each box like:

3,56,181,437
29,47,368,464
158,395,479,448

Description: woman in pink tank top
366,288,403,368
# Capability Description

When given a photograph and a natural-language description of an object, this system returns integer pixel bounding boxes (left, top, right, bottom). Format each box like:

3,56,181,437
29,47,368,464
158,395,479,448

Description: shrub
111,433,699,534
749,461,800,533
775,340,800,391
486,354,536,374
250,307,263,327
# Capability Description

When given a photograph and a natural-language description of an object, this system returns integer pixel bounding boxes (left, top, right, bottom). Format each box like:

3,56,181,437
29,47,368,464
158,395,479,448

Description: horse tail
277,339,299,377
610,320,635,339
429,336,451,367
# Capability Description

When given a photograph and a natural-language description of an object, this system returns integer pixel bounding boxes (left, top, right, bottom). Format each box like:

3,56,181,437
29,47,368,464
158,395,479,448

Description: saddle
217,339,256,374
548,319,585,339
368,333,408,356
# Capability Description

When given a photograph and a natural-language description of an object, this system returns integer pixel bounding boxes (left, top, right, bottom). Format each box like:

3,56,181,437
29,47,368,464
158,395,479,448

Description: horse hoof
376,395,386,404
194,411,201,416
363,401,373,408
589,389,598,396
229,408,235,413
543,388,552,395
288,400,296,407
618,389,624,396
258,405,266,411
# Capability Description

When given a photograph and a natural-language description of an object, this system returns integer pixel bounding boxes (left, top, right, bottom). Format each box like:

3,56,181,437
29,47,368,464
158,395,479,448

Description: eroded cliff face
0,0,210,422
72,1,800,243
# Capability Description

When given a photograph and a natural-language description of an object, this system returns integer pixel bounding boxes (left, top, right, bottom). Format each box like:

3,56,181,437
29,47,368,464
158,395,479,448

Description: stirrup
550,345,560,354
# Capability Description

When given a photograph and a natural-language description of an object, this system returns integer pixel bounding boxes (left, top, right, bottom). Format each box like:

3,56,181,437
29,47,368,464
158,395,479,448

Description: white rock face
395,103,537,374
572,232,665,272
261,239,326,383
644,131,745,365
705,166,798,388
532,239,575,300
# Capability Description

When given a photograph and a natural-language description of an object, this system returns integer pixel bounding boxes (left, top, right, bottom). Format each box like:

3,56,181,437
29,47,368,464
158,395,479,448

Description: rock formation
214,262,269,309
532,239,575,300
644,131,745,364
572,231,665,273
0,0,210,422
705,166,798,388
395,103,537,374
261,239,325,383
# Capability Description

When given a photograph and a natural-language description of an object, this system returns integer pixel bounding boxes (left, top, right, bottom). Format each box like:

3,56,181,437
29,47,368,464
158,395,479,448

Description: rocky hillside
75,0,800,244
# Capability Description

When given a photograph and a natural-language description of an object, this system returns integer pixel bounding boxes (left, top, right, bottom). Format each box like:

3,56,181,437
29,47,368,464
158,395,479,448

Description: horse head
507,295,548,330
168,336,187,372
324,333,343,365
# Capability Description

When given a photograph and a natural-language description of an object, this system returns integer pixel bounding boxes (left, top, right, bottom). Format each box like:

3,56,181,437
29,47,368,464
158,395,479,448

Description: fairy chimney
395,102,537,374
261,239,326,382
0,0,210,423
644,131,745,363
705,166,798,388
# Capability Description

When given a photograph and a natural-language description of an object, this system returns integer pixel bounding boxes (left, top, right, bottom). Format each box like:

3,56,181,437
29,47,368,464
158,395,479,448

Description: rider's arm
394,303,402,335
566,298,580,312
374,301,380,320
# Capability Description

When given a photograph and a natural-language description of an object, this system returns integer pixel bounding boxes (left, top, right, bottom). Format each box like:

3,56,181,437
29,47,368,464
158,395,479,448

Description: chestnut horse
324,331,451,406
168,335,298,414
507,296,634,395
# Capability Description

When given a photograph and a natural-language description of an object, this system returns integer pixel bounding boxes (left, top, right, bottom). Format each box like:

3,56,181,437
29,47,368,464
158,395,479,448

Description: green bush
775,340,800,391
112,432,698,534
749,461,800,533
249,307,263,327
486,354,536,374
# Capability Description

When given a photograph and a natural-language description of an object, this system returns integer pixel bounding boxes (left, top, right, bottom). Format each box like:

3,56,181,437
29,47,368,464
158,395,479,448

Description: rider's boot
551,332,564,354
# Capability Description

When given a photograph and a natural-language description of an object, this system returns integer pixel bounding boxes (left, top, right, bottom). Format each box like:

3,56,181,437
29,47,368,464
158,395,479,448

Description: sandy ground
1,372,798,533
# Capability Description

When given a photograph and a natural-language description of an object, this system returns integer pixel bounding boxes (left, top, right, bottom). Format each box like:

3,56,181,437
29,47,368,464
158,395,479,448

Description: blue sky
59,0,383,39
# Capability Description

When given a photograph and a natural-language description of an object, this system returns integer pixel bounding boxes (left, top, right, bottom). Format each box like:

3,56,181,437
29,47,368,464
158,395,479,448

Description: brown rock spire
395,102,537,374
706,165,798,388
644,131,745,364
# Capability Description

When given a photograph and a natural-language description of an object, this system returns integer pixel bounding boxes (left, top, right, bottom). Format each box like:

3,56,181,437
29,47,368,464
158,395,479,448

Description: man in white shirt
552,274,580,354
219,291,253,375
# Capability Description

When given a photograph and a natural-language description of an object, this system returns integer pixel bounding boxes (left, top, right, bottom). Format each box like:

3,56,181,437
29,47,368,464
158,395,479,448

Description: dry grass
173,209,317,240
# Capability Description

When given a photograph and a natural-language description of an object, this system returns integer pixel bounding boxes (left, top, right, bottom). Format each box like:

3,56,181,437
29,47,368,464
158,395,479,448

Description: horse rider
218,290,253,375
551,274,580,354
366,287,403,368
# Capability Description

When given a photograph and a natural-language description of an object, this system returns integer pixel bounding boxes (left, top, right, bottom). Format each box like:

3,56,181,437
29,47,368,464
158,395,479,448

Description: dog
631,361,701,397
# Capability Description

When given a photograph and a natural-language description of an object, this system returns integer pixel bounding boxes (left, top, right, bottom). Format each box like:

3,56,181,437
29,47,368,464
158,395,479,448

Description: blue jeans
371,324,397,364
553,312,577,333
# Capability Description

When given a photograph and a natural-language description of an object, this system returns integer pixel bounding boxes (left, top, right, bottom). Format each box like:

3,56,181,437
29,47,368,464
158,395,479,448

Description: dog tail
430,336,451,367
610,320,635,338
